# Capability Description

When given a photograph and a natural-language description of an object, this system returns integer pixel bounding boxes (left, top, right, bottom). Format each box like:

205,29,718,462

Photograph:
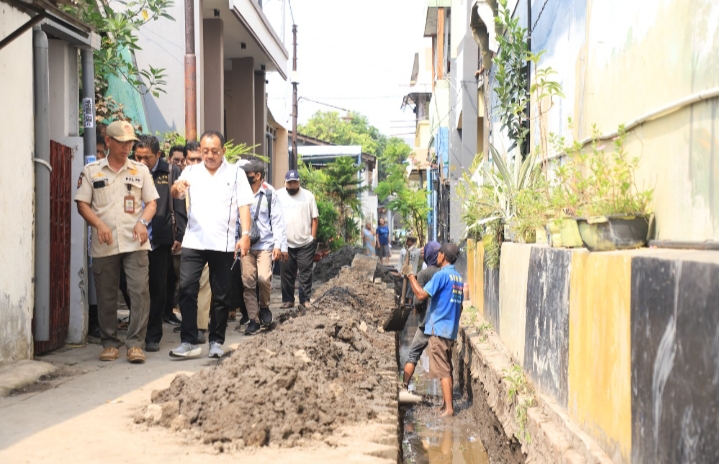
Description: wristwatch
138,218,149,227
241,231,250,236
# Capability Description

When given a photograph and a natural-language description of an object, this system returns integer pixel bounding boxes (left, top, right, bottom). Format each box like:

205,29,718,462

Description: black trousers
145,245,171,344
165,254,180,317
179,249,234,345
230,259,249,319
281,241,315,304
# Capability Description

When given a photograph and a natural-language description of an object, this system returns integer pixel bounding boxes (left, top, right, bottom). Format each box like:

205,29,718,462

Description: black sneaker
259,307,273,326
196,329,206,344
145,342,160,352
164,313,182,325
245,320,261,335
238,315,250,326
88,324,102,340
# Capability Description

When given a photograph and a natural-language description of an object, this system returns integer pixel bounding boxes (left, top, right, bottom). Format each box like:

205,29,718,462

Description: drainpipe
184,0,197,141
33,26,50,342
81,49,96,162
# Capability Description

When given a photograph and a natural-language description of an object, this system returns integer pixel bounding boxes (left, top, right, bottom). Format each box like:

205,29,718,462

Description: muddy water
399,312,489,464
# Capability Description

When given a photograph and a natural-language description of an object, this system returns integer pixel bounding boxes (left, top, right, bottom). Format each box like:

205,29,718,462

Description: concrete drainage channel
396,312,524,464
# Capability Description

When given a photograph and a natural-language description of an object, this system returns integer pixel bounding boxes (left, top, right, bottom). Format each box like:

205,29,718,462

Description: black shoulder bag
249,192,265,245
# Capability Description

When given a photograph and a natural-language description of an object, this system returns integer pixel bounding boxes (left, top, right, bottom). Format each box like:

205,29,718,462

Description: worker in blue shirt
407,242,463,416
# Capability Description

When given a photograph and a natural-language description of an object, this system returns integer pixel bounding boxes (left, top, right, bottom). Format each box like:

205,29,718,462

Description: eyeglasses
201,148,223,156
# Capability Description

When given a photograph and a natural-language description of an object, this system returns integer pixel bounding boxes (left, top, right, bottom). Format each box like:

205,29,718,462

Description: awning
203,0,288,80
0,0,99,50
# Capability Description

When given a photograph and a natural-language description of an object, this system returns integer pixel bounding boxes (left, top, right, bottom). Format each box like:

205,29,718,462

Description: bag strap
265,189,273,232
253,191,264,221
167,164,177,241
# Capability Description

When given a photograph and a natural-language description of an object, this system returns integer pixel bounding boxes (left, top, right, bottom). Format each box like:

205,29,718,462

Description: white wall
0,5,36,365
133,0,192,134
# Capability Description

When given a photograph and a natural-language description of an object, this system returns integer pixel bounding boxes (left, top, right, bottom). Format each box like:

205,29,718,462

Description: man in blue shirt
407,242,463,416
375,217,390,265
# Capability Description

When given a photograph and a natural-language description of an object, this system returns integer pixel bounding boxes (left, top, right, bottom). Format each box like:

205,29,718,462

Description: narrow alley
2,0,719,463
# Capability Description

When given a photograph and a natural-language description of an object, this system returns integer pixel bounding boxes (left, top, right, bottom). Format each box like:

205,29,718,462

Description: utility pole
184,0,197,141
290,24,298,170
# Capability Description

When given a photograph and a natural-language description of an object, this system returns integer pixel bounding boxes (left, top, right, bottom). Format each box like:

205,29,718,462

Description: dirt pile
138,266,397,450
312,246,364,284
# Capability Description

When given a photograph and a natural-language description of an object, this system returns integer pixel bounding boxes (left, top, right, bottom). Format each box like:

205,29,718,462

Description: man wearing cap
170,131,254,359
239,160,287,335
406,243,463,416
276,170,319,309
75,120,159,363
401,240,442,397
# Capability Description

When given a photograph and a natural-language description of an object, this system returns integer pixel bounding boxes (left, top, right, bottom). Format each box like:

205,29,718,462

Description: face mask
247,175,256,184
287,188,300,196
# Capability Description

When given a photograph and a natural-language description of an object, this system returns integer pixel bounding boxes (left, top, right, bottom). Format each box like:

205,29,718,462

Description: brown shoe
280,302,294,309
127,347,146,364
99,347,120,361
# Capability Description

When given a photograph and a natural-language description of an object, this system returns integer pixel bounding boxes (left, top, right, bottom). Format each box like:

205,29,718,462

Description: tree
323,157,367,243
298,160,364,247
377,137,412,181
375,163,430,244
62,0,174,124
299,111,387,157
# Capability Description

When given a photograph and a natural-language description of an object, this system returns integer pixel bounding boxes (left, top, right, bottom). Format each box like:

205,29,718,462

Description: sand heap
312,246,364,284
137,266,397,451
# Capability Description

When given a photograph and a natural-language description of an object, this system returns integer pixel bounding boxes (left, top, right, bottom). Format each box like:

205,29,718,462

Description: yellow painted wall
498,243,531,365
474,243,484,314
568,251,632,463
467,239,476,302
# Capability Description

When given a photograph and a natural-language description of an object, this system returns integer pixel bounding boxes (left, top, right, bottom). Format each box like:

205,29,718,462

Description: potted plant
574,126,653,251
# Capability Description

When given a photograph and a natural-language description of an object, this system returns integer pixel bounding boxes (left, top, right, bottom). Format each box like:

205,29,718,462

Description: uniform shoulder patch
77,175,82,189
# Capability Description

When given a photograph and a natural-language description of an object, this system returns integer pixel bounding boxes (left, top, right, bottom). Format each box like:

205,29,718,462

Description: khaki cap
106,120,139,142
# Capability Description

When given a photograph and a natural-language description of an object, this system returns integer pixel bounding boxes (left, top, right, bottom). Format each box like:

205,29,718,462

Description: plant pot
576,215,649,252
546,219,583,248
535,226,548,245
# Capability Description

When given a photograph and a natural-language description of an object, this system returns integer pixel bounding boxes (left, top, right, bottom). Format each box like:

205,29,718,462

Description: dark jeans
179,249,234,345
145,245,171,344
405,327,430,366
281,241,315,304
230,259,248,319
165,254,181,318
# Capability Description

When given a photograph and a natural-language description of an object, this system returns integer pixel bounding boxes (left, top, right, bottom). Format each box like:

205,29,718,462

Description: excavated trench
396,306,525,464
133,247,522,462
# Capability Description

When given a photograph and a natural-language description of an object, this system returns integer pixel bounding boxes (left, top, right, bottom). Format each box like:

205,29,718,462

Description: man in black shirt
134,135,188,352
402,240,442,389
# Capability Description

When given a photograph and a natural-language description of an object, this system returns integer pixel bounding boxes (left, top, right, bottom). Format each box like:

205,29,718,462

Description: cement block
0,360,56,397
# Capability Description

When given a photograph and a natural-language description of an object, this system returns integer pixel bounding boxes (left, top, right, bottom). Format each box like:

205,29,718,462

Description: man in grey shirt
402,240,442,389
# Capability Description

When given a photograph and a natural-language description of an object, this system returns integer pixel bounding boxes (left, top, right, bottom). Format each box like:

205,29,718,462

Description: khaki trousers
92,251,150,350
241,249,273,321
196,264,212,330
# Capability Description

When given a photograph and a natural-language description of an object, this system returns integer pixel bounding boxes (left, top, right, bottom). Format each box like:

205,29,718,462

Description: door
34,141,72,355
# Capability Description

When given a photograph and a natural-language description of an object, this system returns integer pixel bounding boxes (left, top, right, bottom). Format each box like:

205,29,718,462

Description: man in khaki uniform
75,120,159,363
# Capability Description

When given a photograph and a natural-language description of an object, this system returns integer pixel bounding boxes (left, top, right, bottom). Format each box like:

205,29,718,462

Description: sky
261,0,428,144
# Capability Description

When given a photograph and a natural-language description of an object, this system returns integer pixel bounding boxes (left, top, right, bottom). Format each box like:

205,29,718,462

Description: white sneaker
208,342,224,359
169,342,201,358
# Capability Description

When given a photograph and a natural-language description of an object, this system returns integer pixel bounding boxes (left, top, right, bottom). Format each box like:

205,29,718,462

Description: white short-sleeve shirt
178,159,254,252
276,187,319,248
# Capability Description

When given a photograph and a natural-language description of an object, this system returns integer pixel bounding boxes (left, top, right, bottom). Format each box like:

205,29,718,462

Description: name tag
125,177,143,187
124,195,135,213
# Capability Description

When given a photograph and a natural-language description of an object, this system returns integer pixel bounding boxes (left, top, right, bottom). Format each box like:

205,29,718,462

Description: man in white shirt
170,131,254,358
276,170,319,309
